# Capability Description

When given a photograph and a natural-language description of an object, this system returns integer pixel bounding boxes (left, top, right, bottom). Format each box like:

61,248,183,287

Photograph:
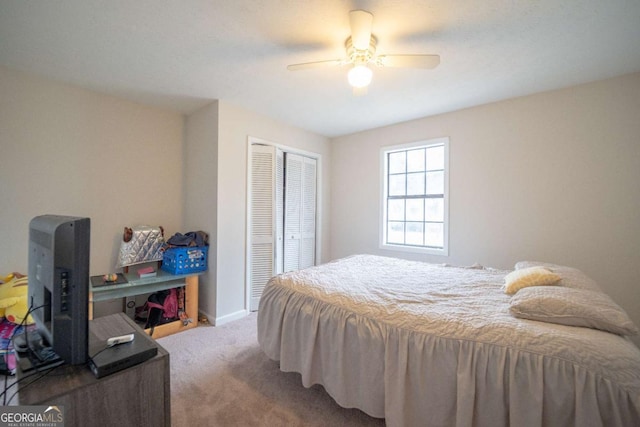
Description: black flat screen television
14,215,90,370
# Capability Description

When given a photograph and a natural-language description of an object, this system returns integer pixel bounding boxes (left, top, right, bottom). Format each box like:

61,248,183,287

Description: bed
257,254,640,427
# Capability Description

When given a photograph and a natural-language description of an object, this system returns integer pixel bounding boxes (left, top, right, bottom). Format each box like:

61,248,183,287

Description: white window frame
379,137,449,256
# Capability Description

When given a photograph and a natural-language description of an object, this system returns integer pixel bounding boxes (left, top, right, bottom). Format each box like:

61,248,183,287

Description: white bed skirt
258,257,640,427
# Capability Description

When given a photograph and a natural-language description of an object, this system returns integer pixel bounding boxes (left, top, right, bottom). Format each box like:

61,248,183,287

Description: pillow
510,286,639,336
503,266,561,295
515,261,602,292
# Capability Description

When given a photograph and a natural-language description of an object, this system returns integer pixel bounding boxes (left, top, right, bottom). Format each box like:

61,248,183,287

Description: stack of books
137,266,157,278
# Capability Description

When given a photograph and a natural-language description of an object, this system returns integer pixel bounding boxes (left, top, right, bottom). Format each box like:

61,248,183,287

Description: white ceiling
1,1,639,138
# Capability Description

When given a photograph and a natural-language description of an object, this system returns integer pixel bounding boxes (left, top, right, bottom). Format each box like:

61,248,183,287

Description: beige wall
186,100,331,324
183,101,219,324
331,72,640,344
0,66,184,315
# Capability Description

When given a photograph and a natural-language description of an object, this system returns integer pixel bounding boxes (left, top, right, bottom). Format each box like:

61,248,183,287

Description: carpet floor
157,313,385,426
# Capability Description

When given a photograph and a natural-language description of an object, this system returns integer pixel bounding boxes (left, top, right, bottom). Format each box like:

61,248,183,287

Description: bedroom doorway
246,138,319,311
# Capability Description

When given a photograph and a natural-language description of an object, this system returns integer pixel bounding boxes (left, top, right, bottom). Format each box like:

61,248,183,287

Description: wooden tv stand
17,313,170,426
89,270,201,339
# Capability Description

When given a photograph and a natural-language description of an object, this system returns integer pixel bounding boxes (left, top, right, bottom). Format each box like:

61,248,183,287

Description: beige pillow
503,266,561,295
514,261,601,292
510,286,639,336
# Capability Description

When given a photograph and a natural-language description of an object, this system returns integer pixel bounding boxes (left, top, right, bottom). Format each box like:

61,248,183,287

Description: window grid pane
405,222,424,246
388,174,406,196
388,199,405,221
387,221,405,244
426,171,444,195
405,199,424,221
388,152,406,173
385,143,446,250
426,146,444,171
406,172,425,195
406,148,425,172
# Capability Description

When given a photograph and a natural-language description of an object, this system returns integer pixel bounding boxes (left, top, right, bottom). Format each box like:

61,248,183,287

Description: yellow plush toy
0,273,34,325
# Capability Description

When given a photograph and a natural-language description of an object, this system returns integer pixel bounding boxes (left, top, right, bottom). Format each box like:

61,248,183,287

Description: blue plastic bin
161,246,208,274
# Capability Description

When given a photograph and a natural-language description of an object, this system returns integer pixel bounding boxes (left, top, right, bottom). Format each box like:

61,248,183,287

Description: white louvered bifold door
283,153,303,272
284,153,317,272
248,144,316,311
274,149,284,274
300,156,316,269
249,144,277,311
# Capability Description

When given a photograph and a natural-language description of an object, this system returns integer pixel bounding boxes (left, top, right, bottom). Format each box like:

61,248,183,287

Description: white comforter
258,255,640,427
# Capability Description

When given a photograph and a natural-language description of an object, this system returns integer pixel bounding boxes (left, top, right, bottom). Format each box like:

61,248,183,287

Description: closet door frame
245,136,322,312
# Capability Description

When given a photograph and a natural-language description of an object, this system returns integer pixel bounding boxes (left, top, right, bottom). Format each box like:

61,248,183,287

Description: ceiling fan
287,10,440,95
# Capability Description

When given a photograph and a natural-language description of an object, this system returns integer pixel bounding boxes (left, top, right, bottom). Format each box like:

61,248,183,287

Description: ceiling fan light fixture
286,10,440,93
348,64,372,88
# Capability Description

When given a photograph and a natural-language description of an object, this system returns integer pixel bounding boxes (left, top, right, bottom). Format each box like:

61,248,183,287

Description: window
380,138,449,255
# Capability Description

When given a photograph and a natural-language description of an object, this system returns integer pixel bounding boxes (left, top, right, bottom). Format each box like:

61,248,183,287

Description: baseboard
214,309,248,326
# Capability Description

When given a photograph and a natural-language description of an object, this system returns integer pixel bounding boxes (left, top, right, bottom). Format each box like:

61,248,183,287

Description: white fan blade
349,10,373,51
378,54,440,69
287,59,343,71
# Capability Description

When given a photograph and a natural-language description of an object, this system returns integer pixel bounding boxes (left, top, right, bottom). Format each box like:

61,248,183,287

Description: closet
248,142,317,311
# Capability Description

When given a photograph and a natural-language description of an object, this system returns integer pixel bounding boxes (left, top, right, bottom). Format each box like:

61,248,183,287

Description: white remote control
107,333,135,347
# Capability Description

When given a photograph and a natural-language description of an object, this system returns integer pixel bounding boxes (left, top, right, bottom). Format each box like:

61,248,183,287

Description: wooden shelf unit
89,270,201,339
